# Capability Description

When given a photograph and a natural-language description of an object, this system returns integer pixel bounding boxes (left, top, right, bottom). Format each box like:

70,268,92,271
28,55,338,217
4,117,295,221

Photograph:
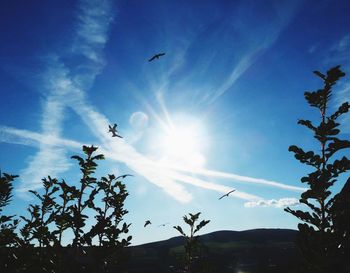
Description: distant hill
0,229,300,273
126,229,300,273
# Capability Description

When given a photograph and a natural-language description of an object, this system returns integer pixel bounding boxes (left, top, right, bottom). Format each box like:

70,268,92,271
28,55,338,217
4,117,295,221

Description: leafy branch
285,66,350,273
173,212,210,273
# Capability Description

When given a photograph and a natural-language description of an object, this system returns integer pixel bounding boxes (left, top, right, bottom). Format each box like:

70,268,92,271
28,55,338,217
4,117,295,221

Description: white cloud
17,147,71,196
10,0,114,197
244,198,299,208
2,121,301,204
0,126,81,149
167,170,260,201
17,72,71,194
205,48,262,104
73,0,114,63
160,163,306,192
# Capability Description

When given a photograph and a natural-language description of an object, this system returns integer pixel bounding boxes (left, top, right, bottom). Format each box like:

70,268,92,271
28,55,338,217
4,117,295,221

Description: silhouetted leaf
313,70,326,80
330,102,350,120
298,119,317,131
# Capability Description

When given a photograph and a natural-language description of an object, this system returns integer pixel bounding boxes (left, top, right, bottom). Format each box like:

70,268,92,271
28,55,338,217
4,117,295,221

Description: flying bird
158,222,170,227
108,123,122,138
144,220,151,227
116,174,134,180
219,189,236,200
148,53,165,62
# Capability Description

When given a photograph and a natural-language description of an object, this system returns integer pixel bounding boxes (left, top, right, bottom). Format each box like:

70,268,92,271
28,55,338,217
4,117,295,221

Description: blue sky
1,0,350,245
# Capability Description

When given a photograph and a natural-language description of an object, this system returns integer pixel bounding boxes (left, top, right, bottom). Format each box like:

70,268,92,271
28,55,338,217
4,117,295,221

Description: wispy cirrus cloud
203,46,263,105
16,61,72,195
0,126,81,149
332,35,350,53
73,0,113,63
200,1,300,105
0,120,301,204
163,164,306,192
0,0,301,206
11,0,114,196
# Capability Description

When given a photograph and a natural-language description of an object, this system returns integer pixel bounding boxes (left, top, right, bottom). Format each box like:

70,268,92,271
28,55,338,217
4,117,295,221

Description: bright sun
155,114,208,168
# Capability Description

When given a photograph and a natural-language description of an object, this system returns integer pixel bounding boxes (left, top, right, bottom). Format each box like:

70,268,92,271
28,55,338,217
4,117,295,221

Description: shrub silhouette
0,171,19,247
285,66,350,273
0,171,20,271
19,176,60,272
70,145,106,250
173,212,210,273
0,145,132,273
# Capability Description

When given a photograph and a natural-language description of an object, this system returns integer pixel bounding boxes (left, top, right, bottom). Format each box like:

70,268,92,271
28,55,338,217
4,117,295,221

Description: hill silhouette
127,228,299,273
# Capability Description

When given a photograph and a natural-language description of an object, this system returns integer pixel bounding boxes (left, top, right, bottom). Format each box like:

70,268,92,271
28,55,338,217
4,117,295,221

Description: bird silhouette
144,220,152,227
219,189,236,200
158,222,170,227
108,123,123,138
116,174,133,180
148,53,165,62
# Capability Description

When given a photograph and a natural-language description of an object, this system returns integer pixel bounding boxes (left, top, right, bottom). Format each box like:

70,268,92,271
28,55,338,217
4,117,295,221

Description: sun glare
154,114,208,168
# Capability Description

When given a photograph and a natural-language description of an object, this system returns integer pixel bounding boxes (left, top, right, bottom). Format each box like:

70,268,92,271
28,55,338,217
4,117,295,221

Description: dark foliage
70,145,105,249
0,145,132,273
173,212,210,273
0,171,19,247
0,171,21,271
285,66,350,273
127,229,299,273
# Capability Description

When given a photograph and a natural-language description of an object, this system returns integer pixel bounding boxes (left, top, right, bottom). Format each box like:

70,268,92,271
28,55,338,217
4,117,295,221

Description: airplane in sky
108,123,123,138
